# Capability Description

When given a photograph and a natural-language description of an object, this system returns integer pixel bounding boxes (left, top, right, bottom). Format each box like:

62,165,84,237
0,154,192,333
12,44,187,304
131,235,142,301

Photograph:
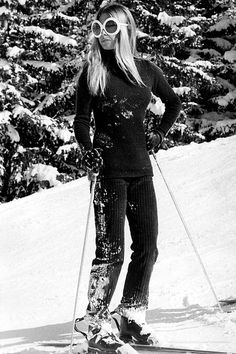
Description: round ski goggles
91,17,129,38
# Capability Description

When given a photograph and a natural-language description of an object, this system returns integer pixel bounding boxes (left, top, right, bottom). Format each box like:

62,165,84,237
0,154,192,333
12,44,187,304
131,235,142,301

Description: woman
74,3,181,353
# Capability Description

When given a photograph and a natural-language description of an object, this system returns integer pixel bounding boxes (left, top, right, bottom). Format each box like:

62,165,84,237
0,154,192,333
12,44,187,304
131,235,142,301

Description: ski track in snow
0,136,236,353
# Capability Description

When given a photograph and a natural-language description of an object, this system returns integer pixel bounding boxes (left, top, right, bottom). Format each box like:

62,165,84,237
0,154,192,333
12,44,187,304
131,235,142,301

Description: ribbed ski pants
87,176,158,320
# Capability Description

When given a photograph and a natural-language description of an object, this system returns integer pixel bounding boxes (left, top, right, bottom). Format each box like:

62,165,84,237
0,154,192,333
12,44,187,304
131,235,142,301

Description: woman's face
97,13,118,51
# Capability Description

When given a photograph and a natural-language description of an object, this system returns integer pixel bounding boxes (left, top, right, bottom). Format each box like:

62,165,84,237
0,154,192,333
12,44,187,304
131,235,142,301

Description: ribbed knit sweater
74,52,181,177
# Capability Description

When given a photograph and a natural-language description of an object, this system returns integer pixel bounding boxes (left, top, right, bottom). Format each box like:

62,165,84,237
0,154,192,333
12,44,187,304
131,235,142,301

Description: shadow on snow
0,304,221,353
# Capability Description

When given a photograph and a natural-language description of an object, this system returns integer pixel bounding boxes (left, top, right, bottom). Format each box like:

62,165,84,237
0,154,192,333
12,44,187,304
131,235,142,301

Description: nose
101,27,108,36
100,29,110,40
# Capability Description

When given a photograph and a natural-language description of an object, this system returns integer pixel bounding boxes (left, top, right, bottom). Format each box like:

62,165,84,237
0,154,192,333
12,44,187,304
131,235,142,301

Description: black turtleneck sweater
74,51,181,178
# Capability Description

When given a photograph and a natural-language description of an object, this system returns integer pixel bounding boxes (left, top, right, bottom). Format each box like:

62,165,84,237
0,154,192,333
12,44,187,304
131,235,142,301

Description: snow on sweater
74,52,181,178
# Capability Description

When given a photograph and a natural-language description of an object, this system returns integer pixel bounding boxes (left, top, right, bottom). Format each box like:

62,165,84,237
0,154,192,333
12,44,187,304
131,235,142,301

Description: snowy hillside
1,136,236,353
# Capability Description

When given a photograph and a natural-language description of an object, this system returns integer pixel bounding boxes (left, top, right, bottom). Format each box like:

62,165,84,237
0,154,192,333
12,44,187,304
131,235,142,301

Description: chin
99,41,115,51
101,44,114,51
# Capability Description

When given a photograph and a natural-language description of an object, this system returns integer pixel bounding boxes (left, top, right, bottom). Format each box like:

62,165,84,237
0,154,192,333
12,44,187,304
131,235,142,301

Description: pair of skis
40,339,235,354
64,302,235,354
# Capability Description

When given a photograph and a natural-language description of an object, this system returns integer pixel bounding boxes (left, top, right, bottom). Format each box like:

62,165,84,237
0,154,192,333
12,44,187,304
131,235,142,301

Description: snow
224,50,236,63
23,60,62,72
174,123,188,135
215,89,236,107
199,112,236,135
136,30,149,39
57,12,81,23
0,136,236,353
186,66,213,82
179,26,196,37
137,6,158,19
192,60,213,69
16,145,26,154
147,95,165,115
157,11,185,27
173,87,191,96
6,124,20,142
29,115,72,142
0,110,11,124
0,6,10,15
217,77,236,91
0,158,4,177
190,16,207,22
33,93,63,113
0,83,21,99
210,38,232,50
24,163,61,187
0,59,10,70
23,26,78,47
201,48,222,57
56,143,78,156
12,105,32,118
38,114,55,127
209,18,236,32
21,96,35,107
212,119,236,135
57,128,73,143
6,46,24,58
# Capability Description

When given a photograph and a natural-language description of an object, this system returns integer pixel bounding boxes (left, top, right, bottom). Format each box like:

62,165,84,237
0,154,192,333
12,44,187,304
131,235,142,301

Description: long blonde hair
86,3,144,95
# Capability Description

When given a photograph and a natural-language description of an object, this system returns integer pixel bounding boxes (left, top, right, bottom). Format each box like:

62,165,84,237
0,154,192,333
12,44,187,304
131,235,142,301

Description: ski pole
151,151,223,313
69,176,97,354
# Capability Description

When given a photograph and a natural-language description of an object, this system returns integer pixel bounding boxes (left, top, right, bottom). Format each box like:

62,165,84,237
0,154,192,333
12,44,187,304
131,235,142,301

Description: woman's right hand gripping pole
81,148,103,182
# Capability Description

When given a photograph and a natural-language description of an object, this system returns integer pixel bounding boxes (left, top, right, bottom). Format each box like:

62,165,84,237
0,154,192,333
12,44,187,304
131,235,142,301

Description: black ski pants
87,175,158,319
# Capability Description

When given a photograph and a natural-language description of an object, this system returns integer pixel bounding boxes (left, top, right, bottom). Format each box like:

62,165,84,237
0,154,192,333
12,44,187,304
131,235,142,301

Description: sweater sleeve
73,64,93,151
149,61,182,136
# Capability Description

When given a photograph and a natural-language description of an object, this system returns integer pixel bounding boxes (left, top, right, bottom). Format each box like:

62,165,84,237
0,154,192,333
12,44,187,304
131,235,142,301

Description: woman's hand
81,148,103,174
146,130,164,152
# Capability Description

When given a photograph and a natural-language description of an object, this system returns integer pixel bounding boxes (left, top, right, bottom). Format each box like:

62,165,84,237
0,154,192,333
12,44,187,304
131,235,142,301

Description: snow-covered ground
1,136,236,353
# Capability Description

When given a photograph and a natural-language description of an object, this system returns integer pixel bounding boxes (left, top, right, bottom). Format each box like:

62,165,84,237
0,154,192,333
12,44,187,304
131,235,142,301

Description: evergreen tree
0,0,235,202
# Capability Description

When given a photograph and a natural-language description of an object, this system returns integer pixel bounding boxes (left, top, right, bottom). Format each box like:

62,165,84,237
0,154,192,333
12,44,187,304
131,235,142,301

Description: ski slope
1,136,236,353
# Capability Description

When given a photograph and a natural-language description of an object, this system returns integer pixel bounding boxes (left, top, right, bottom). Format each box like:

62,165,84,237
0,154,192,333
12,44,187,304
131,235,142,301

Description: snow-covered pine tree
126,0,236,146
0,0,235,202
0,0,93,201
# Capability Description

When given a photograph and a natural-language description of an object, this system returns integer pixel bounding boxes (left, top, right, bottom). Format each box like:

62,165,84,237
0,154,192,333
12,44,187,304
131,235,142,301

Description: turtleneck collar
100,48,117,68
100,47,133,84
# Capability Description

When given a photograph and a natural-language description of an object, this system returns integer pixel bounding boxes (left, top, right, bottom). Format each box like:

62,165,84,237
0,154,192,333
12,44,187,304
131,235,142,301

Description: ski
219,298,236,313
71,315,236,354
220,298,236,305
39,341,236,354
131,343,235,354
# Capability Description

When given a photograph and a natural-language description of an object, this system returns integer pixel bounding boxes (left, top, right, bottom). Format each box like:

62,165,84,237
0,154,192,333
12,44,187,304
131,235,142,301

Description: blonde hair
86,3,144,95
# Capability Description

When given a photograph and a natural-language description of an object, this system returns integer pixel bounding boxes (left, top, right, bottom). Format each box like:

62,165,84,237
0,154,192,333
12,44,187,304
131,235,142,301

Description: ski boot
88,321,138,354
119,316,159,345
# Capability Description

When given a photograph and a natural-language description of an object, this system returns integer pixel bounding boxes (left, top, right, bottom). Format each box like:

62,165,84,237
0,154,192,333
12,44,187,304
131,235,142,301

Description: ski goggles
91,17,129,38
